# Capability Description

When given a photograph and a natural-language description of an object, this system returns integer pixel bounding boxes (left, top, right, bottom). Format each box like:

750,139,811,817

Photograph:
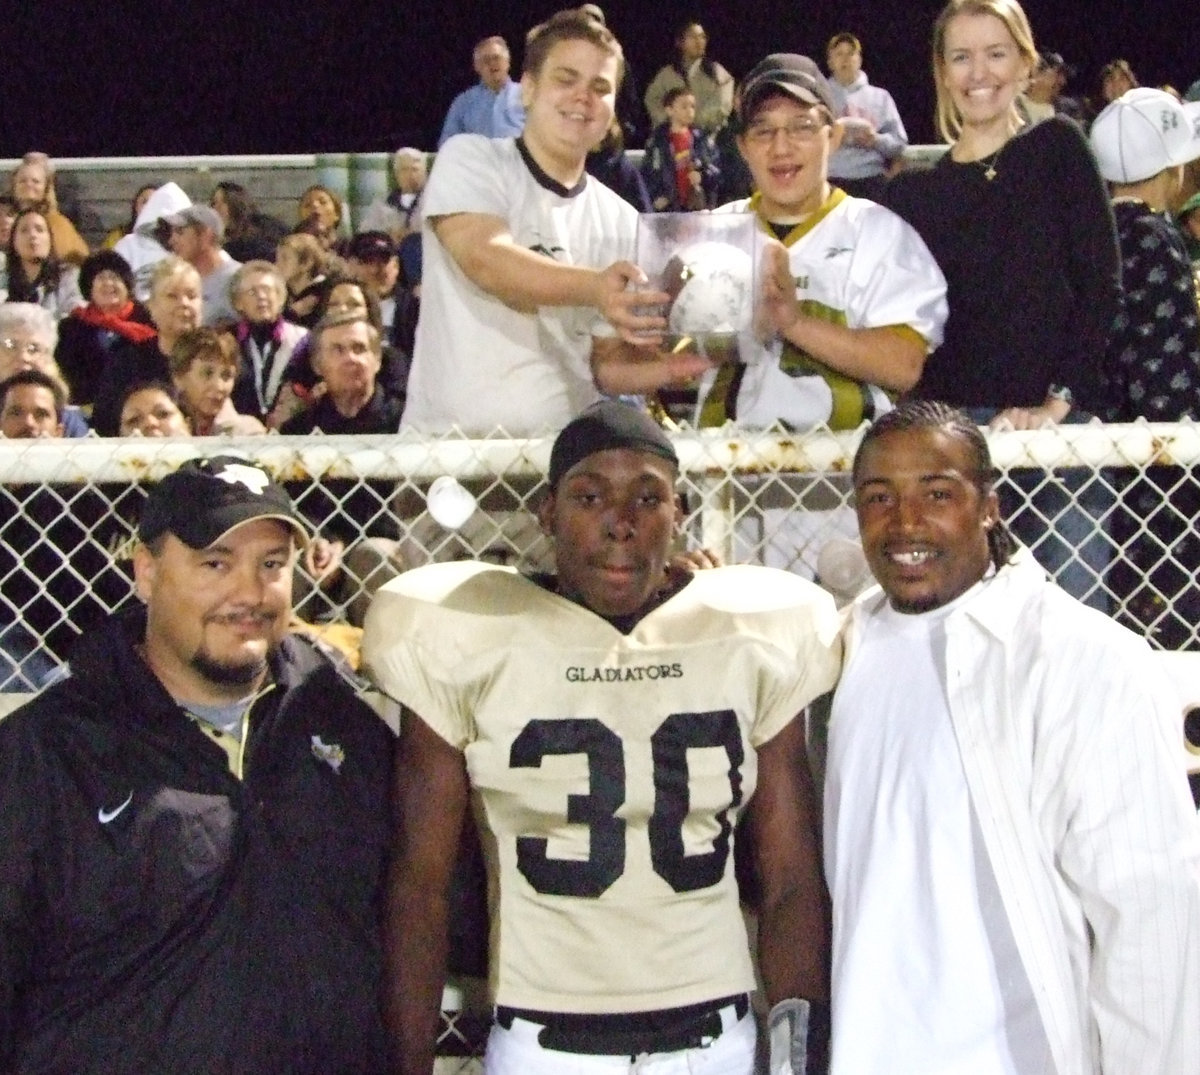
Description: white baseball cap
1090,87,1200,183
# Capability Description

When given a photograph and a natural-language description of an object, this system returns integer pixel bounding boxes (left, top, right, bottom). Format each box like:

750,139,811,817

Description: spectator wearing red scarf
55,250,155,409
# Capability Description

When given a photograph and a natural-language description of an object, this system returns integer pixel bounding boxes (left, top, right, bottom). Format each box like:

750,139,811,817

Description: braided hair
852,400,1018,572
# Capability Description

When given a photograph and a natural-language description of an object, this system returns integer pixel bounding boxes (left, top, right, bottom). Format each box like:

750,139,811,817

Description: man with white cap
1089,88,1200,648
0,455,393,1073
1089,87,1200,422
164,204,242,325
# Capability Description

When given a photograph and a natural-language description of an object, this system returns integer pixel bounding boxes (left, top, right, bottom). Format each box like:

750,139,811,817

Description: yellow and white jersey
364,562,841,1013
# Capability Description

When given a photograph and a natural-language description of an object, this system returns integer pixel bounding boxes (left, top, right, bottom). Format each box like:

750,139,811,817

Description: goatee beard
192,650,269,688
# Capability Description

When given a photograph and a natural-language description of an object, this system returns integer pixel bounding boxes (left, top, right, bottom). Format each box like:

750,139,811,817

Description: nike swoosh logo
98,791,134,824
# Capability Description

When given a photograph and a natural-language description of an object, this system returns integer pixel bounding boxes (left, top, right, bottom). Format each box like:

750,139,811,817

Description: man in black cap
697,52,946,437
364,400,842,1074
0,455,393,1073
346,230,406,345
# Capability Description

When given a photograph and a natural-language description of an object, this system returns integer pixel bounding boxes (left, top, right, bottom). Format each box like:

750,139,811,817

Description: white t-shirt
201,251,241,327
403,135,637,436
825,587,1051,1075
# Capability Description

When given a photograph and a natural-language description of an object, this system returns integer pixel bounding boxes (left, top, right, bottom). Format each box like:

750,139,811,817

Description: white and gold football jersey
364,561,841,1013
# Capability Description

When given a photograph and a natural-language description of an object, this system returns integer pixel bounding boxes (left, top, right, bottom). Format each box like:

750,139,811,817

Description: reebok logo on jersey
825,246,853,259
98,790,133,824
311,735,345,773
565,663,684,683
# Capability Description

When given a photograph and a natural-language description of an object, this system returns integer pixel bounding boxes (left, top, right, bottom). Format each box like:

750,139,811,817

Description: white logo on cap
215,463,270,495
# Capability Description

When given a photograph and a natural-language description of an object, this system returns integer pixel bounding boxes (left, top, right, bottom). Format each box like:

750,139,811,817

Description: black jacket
0,608,394,1073
54,304,155,408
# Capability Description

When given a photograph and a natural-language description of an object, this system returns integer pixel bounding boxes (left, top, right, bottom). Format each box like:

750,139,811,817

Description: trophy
636,212,760,362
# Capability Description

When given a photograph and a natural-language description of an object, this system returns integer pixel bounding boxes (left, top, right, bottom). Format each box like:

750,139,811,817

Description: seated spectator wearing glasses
825,33,909,202
282,313,407,626
165,205,242,326
0,302,90,436
226,260,308,424
55,250,155,410
280,313,403,436
272,273,406,429
696,54,946,436
168,328,266,436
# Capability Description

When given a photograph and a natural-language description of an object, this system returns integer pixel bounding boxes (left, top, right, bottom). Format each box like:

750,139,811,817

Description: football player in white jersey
364,400,842,1074
697,52,946,433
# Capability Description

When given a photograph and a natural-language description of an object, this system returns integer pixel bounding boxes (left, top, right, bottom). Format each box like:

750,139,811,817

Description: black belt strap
495,993,749,1056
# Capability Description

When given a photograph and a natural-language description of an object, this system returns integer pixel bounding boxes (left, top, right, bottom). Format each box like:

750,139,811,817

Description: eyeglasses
1,338,48,356
238,283,278,297
744,118,829,145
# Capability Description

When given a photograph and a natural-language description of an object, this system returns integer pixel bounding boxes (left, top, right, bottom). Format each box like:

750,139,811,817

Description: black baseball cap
739,53,837,122
139,455,310,549
346,231,397,263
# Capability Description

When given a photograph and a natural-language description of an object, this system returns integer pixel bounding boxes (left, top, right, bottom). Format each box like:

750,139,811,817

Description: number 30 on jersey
509,709,744,898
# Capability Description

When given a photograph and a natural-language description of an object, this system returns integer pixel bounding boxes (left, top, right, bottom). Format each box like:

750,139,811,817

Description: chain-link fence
1,421,1198,696
0,422,1196,1067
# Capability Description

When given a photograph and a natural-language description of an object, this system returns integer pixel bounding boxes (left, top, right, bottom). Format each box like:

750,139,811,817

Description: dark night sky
4,2,1192,158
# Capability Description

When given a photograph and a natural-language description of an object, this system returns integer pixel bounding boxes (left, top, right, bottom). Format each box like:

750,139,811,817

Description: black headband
548,401,679,488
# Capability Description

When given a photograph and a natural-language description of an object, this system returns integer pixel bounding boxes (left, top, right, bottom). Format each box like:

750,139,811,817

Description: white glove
767,998,829,1074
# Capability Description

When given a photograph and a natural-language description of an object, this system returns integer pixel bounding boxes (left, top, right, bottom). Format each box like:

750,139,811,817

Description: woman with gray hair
0,302,90,435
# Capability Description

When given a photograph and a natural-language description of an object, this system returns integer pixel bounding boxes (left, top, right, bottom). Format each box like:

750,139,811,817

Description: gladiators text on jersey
564,663,684,683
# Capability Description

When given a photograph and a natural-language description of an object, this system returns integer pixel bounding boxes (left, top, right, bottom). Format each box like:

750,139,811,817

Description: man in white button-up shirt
826,399,1200,1075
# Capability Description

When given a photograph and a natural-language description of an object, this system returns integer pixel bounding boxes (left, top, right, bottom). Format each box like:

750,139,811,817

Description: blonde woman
883,0,1121,609
885,0,1118,428
8,153,89,265
91,255,202,434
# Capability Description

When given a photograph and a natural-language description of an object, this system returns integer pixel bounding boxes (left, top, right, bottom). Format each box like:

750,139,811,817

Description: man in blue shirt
438,35,526,147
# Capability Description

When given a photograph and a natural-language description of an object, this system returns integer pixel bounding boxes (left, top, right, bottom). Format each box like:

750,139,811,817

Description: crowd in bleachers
0,3,1198,1073
0,0,1199,688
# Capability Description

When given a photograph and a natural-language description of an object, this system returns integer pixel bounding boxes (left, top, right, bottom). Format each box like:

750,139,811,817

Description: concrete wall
1,153,394,249
2,146,946,251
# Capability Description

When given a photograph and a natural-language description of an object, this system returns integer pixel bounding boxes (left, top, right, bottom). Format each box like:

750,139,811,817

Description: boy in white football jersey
364,401,841,1074
698,53,947,432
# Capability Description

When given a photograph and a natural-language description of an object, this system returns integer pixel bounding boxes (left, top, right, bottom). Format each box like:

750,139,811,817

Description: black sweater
885,116,1120,413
